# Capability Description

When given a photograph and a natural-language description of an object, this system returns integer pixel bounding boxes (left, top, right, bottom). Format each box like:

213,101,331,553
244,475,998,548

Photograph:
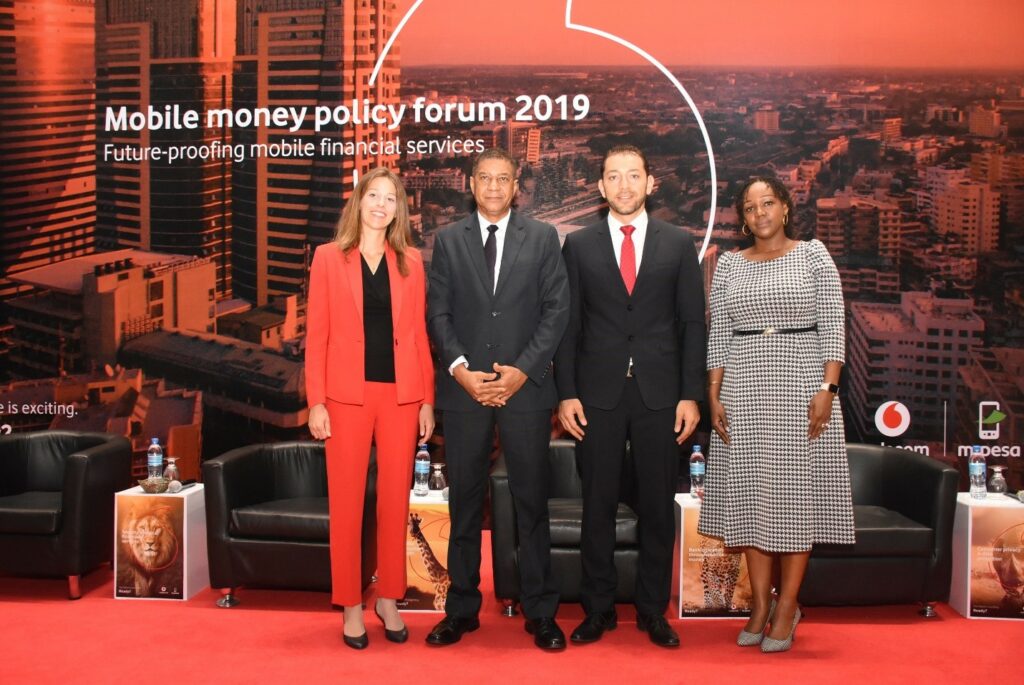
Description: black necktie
484,224,498,292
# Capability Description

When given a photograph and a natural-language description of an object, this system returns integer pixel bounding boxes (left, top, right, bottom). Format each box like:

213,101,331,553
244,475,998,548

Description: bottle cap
692,445,702,452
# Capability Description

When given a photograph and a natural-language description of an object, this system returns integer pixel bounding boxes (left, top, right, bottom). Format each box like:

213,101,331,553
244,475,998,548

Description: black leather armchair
0,431,132,598
490,439,639,613
801,443,958,614
202,441,377,607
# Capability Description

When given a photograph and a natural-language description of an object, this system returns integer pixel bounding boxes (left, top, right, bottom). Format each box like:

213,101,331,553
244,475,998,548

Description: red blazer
305,242,435,408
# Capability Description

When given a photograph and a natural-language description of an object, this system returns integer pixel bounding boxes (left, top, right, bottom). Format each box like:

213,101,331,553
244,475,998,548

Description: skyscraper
934,180,1000,253
95,0,236,297
816,193,903,261
0,0,96,306
753,107,780,133
498,121,541,164
233,0,401,305
847,292,984,441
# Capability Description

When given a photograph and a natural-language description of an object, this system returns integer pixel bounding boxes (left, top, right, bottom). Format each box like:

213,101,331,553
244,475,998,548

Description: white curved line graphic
565,0,716,262
369,0,423,88
369,0,717,261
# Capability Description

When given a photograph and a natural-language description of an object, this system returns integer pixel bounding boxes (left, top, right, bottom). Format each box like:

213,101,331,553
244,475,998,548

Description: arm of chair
202,444,275,589
489,450,520,602
881,449,959,601
59,434,132,574
0,433,32,496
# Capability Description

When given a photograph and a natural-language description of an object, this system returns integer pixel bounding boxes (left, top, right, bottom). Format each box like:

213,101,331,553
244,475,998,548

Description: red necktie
620,225,636,295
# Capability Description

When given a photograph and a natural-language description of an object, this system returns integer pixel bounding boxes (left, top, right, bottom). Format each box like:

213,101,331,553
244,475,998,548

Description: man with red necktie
554,145,706,648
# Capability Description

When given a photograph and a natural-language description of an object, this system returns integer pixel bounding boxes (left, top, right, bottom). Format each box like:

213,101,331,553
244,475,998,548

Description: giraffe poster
400,501,451,612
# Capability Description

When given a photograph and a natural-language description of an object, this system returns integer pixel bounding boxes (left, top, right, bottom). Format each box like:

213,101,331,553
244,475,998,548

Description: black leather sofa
0,431,132,598
490,439,639,613
491,441,958,615
202,441,377,607
801,443,958,613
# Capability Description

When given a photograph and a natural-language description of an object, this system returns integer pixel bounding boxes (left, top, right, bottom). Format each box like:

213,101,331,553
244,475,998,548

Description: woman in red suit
306,167,435,649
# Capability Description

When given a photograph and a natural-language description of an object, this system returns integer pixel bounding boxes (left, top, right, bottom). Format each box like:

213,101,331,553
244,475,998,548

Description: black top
362,255,396,382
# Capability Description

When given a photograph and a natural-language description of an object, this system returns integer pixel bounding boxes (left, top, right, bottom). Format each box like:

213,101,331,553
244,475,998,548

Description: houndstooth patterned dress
697,239,855,552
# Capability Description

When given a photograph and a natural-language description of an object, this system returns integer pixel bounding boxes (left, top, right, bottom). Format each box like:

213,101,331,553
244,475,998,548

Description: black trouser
577,377,679,616
442,407,559,620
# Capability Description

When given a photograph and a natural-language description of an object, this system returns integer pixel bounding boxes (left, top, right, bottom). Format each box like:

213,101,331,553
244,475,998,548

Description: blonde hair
334,167,412,276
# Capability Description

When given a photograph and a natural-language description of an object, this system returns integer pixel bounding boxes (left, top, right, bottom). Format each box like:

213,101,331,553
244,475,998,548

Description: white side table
400,490,450,612
949,491,1024,620
673,493,752,619
114,484,208,600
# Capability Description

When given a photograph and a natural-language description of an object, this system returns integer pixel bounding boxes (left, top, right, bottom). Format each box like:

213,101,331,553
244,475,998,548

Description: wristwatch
820,382,840,394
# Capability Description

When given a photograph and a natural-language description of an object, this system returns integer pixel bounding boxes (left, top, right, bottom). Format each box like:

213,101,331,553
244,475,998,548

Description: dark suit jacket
428,211,570,413
554,217,706,411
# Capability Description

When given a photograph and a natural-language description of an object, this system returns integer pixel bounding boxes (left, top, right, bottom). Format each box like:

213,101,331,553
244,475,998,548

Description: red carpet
1,535,1019,685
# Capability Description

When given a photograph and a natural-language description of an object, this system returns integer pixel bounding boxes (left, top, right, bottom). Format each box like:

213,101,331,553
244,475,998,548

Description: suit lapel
343,248,364,323
598,219,630,298
460,214,493,296
633,219,661,293
385,247,402,327
494,212,525,299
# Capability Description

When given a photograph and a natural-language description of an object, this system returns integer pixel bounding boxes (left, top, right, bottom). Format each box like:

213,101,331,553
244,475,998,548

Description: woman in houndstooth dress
697,177,854,653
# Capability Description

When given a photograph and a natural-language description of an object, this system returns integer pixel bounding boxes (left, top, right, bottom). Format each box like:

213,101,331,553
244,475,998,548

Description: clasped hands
455,362,527,407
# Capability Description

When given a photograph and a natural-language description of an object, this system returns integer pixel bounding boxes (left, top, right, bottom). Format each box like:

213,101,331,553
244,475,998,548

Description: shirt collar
608,210,648,236
478,210,511,233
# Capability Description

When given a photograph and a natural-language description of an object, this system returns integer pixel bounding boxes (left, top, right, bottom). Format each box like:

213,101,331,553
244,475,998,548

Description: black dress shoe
570,611,617,644
425,615,480,646
636,613,680,648
374,602,409,644
524,617,567,651
342,631,369,650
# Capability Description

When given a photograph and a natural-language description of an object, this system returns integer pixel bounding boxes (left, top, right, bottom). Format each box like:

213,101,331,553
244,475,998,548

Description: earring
783,214,789,227
741,224,751,236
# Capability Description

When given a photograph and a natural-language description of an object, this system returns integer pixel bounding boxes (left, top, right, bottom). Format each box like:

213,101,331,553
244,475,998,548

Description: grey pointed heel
761,606,801,653
737,597,777,647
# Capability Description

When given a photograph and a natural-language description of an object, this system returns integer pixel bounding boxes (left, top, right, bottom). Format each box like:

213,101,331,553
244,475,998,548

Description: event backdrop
0,0,1022,487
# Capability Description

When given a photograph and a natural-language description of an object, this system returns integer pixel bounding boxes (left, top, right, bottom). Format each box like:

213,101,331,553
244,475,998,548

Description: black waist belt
733,324,817,337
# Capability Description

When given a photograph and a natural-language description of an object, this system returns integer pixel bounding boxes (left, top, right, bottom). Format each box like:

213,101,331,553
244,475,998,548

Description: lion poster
115,495,185,599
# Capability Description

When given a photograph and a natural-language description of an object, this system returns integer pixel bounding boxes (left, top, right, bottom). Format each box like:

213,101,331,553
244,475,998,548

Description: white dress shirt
478,210,510,293
607,210,648,275
448,210,512,374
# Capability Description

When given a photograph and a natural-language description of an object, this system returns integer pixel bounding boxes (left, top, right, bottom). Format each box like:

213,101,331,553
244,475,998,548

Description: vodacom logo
875,401,911,437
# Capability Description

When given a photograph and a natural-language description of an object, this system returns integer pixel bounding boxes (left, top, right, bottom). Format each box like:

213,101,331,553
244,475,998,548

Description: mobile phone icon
979,401,1000,440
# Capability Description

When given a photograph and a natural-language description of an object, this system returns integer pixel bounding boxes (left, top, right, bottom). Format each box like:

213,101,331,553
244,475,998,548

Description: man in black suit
555,145,706,647
426,148,570,650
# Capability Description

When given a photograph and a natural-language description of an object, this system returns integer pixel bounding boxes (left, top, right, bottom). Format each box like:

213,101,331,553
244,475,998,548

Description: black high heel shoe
375,600,409,644
342,631,369,650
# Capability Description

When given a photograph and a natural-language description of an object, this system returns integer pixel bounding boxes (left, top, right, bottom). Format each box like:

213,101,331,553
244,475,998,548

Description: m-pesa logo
874,401,910,438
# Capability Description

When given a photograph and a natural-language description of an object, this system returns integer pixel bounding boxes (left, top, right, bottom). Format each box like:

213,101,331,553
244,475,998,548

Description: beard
606,194,645,217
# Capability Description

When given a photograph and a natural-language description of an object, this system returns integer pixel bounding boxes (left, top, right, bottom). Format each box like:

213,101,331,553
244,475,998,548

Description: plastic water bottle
689,445,706,499
413,444,430,496
969,446,987,499
146,438,164,480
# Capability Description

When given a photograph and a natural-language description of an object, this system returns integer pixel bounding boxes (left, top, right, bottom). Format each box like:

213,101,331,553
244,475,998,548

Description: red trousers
325,382,419,606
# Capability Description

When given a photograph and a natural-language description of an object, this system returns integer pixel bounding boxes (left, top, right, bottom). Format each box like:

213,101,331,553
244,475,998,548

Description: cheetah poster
678,504,752,617
400,501,450,612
